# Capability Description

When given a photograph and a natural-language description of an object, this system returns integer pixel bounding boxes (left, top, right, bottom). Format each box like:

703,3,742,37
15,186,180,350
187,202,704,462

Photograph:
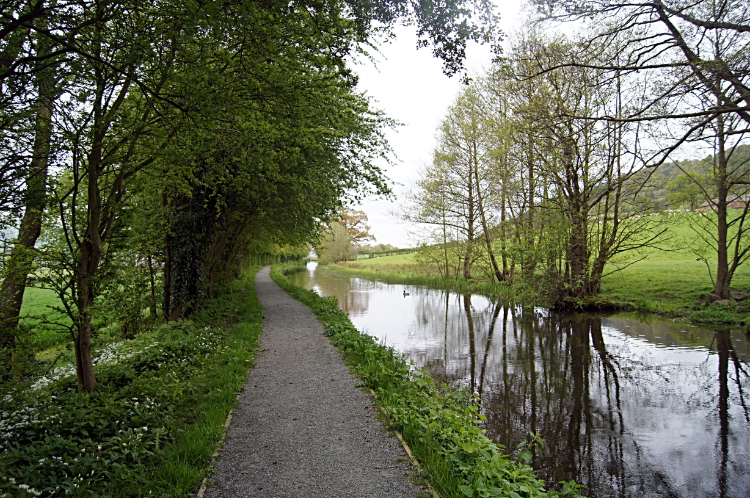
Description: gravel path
203,267,424,497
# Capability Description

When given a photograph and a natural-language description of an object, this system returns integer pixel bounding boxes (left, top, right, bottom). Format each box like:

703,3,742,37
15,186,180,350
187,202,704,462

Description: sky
352,2,525,248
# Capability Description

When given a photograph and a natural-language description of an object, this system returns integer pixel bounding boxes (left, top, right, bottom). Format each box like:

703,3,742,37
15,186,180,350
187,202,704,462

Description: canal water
287,262,750,498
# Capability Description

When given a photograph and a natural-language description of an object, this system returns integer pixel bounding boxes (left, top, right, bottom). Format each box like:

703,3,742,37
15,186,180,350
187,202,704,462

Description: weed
688,307,739,324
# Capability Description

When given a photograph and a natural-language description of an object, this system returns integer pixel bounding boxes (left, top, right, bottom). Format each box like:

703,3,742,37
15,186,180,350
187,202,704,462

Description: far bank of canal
288,262,750,498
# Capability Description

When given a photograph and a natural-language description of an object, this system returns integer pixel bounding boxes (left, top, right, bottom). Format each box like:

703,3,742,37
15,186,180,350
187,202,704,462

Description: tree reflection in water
478,311,750,498
287,265,750,498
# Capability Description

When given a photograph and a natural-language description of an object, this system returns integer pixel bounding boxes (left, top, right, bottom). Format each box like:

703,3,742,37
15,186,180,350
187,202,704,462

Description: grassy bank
334,257,517,300
330,215,750,323
271,263,585,498
1,267,263,497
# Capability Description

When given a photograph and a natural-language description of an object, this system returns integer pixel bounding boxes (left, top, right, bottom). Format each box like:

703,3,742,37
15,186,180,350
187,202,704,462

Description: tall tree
509,33,668,300
341,209,376,246
318,210,376,263
4,0,501,390
0,13,58,371
532,0,750,132
534,0,750,299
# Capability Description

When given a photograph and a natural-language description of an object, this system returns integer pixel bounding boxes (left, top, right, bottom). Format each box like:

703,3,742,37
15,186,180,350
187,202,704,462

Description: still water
288,262,750,498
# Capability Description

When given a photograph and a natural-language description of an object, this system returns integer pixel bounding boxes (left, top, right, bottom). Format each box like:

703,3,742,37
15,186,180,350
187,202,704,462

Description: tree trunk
72,25,108,391
74,240,99,392
473,148,504,283
162,192,172,320
568,208,588,298
524,128,537,275
148,254,157,319
0,32,55,355
500,169,509,281
464,197,474,280
714,114,731,299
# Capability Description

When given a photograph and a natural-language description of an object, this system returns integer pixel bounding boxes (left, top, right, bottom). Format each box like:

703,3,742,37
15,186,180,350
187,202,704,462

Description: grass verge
271,263,585,498
1,267,263,497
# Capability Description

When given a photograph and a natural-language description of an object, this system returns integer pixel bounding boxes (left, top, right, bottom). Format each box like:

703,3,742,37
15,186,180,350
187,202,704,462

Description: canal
288,262,750,498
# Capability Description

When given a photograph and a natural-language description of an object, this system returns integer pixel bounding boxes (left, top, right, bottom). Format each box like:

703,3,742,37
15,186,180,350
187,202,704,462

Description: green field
600,212,750,312
356,253,417,265
19,286,72,351
333,213,750,319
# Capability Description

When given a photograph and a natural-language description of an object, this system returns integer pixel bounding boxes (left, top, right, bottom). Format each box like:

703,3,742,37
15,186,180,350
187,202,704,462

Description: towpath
202,267,424,497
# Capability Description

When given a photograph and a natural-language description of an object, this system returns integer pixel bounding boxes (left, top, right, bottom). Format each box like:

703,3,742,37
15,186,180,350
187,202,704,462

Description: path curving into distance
203,267,424,497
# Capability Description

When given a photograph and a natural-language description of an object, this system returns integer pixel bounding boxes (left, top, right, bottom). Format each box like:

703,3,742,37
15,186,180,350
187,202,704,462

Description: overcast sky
352,2,525,248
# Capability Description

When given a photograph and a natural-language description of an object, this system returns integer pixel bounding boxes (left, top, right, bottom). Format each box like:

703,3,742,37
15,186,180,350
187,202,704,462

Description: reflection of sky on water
288,263,750,498
589,325,748,496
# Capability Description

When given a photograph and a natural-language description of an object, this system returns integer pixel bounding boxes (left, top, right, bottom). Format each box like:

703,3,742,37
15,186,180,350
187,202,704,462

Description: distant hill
631,144,750,209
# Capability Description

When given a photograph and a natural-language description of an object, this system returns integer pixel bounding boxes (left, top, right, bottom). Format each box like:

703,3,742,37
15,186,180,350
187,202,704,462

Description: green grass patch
1,267,263,497
271,262,584,498
19,286,72,351
686,306,741,324
598,213,750,319
355,253,418,266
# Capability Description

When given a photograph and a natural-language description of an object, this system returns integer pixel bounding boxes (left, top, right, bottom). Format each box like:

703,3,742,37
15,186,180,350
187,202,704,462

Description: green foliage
165,171,222,319
270,264,585,498
637,145,750,210
318,222,356,265
1,268,263,497
97,258,161,341
280,261,308,276
688,306,743,324
2,0,502,390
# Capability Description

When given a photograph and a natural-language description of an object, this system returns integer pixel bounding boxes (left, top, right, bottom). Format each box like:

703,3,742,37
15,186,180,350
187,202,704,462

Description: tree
341,209,376,246
533,0,750,299
506,32,670,301
318,222,356,264
0,15,57,363
673,143,750,299
532,0,750,132
403,86,502,281
402,30,671,302
318,210,376,263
